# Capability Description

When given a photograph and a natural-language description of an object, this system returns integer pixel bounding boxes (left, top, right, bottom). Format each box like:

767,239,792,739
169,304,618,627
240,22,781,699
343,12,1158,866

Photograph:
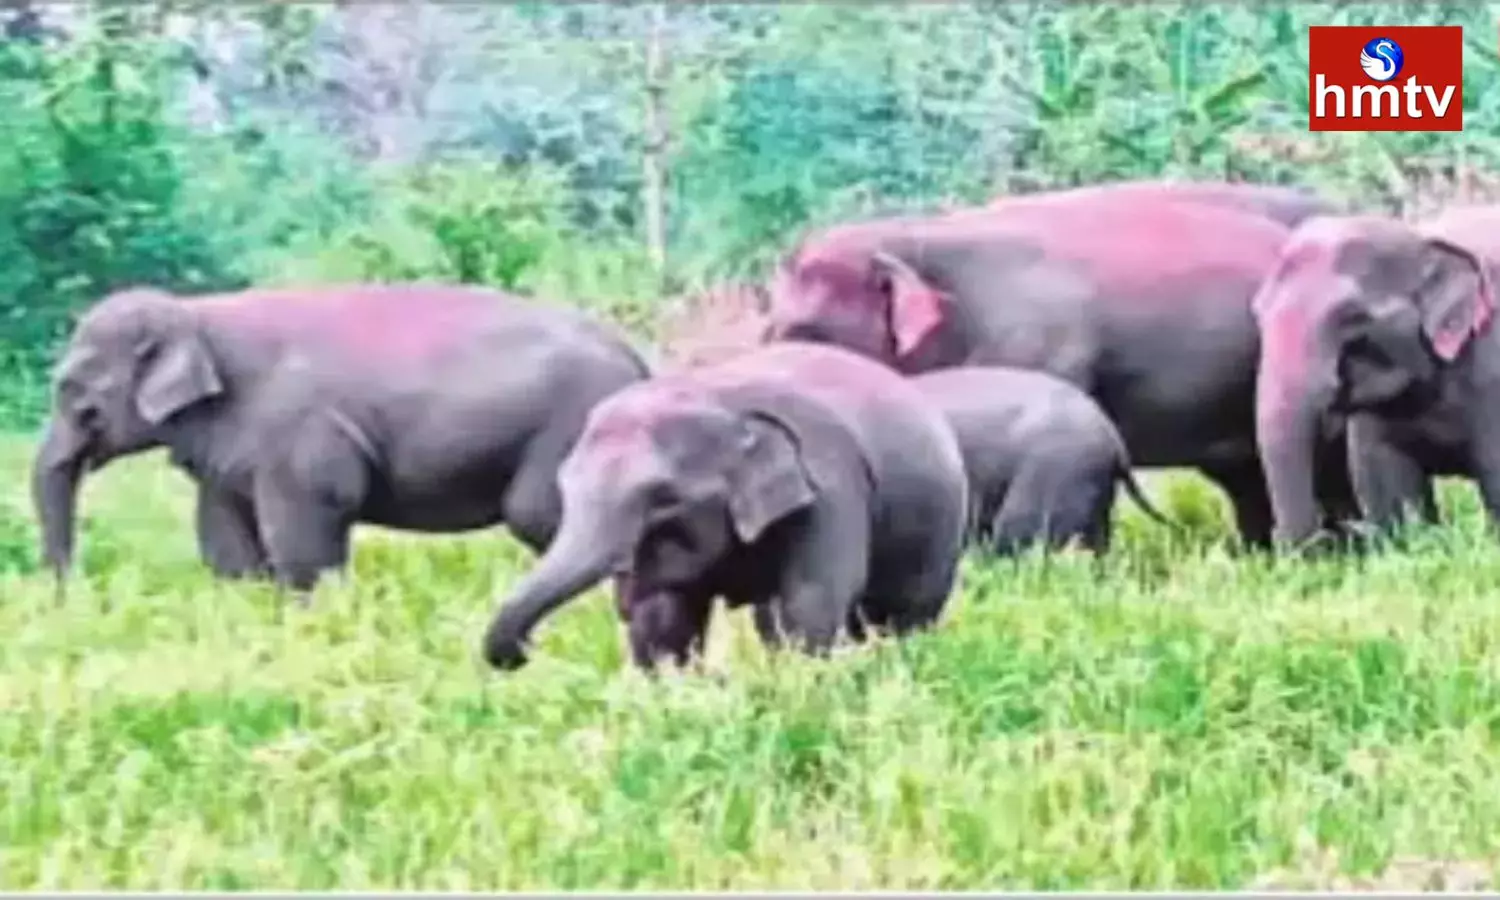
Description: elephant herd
30,178,1500,674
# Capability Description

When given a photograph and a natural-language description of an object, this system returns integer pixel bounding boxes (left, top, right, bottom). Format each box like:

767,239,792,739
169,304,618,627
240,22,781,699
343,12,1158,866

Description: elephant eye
1344,333,1400,374
642,482,683,521
60,384,98,423
650,519,696,555
58,378,93,412
1352,334,1384,361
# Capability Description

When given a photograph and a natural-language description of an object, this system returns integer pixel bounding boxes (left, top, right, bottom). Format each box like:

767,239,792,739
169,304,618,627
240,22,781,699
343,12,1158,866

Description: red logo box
1307,26,1463,132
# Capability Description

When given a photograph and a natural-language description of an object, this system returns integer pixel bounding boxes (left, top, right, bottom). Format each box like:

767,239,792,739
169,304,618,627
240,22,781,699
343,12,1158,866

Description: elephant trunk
483,508,632,670
32,417,91,579
1255,306,1339,546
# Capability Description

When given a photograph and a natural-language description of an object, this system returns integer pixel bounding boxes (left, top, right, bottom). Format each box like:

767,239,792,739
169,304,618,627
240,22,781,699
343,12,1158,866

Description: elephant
1252,207,1500,545
33,283,650,591
910,366,1174,555
480,341,970,673
762,183,1361,547
992,179,1339,229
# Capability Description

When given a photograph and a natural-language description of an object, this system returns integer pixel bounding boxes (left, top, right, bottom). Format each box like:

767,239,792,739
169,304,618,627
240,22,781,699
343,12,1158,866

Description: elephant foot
210,564,275,583
267,587,318,627
1286,523,1377,558
1327,519,1387,554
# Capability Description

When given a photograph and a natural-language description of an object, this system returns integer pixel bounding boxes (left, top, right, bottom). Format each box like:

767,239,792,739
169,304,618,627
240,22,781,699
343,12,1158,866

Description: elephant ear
727,413,816,544
871,250,947,359
134,328,225,425
1416,236,1496,362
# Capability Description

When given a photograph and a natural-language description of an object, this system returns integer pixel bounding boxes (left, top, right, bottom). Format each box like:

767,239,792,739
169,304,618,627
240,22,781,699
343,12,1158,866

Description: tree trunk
641,2,670,291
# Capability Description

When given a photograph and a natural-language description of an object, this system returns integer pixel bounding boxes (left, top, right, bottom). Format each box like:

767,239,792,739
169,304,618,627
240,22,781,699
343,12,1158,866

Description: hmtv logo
1307,26,1463,131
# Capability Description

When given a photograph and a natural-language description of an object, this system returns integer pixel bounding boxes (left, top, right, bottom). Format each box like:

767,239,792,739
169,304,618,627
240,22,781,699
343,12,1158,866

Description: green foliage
266,159,569,290
4,1,1500,413
670,5,1021,276
257,157,661,332
0,16,237,424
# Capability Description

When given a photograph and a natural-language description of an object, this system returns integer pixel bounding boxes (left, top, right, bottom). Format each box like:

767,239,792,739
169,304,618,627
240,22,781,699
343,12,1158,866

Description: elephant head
33,287,225,577
1253,215,1495,544
482,383,816,670
765,234,952,371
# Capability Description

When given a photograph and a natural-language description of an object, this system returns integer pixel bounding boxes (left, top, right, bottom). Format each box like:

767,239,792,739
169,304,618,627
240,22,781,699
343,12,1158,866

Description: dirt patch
1249,841,1491,891
656,281,769,371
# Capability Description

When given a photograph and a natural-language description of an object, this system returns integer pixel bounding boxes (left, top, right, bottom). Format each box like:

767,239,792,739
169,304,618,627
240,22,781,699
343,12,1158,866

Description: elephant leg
857,572,957,640
988,457,1103,555
1314,432,1364,528
1348,416,1437,534
986,495,1039,557
504,418,604,556
500,461,563,556
252,478,355,595
856,546,956,641
1082,496,1115,555
1067,471,1116,554
627,589,714,671
752,603,784,650
771,497,870,657
1467,414,1500,533
845,604,871,644
195,485,269,579
756,597,868,648
1201,464,1273,548
1472,466,1500,535
963,487,999,548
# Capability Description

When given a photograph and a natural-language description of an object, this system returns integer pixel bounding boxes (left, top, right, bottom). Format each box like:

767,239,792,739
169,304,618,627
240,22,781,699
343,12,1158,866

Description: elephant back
992,179,1337,230
699,343,969,554
193,283,644,375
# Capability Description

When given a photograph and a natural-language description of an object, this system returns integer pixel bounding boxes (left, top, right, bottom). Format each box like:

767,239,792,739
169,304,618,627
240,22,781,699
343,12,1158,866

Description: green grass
2,434,1499,890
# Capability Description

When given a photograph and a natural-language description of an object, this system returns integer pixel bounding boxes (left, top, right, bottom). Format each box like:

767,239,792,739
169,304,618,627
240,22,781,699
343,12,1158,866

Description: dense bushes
1,2,1498,428
0,25,238,424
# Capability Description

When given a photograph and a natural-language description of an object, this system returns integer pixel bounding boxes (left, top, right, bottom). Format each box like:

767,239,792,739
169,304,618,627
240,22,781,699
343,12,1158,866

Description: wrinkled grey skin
765,186,1362,548
482,342,969,673
910,366,1174,555
1253,210,1500,545
33,284,649,592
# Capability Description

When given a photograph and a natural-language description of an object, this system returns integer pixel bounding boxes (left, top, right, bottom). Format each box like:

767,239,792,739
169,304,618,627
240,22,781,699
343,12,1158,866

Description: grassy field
2,434,1500,890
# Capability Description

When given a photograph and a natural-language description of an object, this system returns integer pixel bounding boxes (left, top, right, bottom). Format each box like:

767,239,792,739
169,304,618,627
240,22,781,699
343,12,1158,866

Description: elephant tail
1097,420,1178,531
1113,461,1179,531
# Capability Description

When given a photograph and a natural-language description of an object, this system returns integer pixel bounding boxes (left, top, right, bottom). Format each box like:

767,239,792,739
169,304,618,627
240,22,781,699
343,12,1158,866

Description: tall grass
0,435,1497,889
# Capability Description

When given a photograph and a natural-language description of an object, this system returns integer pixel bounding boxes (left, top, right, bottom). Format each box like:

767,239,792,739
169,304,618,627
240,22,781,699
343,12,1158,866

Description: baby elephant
910,367,1173,555
482,342,970,673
